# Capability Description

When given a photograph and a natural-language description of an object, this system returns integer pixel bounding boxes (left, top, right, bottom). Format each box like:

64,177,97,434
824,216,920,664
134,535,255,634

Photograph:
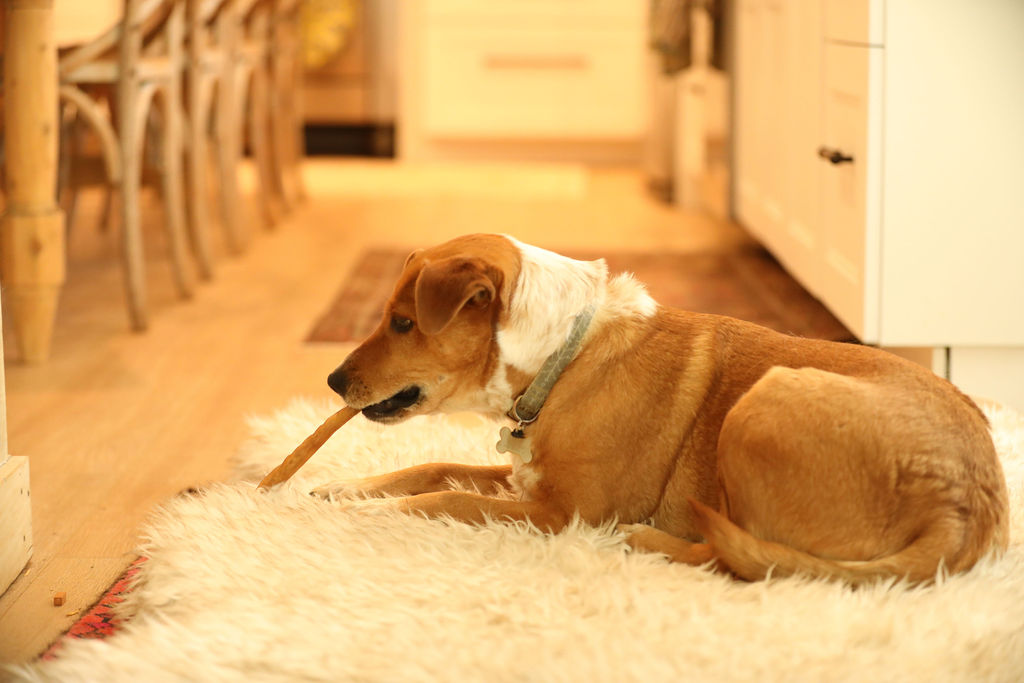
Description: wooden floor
0,159,753,663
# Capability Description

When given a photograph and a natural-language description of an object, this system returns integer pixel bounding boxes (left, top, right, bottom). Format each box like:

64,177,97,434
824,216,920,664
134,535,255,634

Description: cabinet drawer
824,0,884,46
421,26,646,139
819,42,883,340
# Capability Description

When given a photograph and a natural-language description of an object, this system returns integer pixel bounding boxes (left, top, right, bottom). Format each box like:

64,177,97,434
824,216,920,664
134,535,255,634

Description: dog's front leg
311,463,512,500
397,491,570,533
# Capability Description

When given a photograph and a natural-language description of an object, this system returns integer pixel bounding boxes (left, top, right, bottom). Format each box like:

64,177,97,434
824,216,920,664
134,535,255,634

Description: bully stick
257,406,359,488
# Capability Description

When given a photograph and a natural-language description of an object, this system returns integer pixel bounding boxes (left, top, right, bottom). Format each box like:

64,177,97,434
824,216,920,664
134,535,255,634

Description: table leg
2,0,65,363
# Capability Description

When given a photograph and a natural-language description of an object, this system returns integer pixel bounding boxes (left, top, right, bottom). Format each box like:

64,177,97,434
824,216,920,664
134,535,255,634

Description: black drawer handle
818,147,854,164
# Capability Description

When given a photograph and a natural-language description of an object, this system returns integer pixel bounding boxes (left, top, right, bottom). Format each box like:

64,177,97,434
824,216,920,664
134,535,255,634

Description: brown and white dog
315,234,1009,585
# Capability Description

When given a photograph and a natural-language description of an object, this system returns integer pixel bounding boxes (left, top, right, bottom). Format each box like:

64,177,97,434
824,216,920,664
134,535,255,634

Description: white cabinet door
819,42,883,341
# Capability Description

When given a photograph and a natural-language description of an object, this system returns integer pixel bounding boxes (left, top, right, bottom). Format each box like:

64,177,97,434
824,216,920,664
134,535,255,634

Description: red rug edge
40,556,147,661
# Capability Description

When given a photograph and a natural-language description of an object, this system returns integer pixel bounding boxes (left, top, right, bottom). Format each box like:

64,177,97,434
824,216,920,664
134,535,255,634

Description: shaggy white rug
13,399,1024,682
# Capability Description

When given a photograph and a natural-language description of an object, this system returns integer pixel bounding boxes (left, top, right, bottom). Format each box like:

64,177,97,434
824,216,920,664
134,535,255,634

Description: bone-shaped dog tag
496,426,533,463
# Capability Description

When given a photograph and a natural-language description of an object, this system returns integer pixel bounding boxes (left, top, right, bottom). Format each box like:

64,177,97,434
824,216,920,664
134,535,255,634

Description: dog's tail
689,499,966,586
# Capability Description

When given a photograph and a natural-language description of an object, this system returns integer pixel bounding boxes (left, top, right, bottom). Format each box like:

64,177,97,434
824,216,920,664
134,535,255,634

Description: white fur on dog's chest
492,237,658,503
510,459,543,499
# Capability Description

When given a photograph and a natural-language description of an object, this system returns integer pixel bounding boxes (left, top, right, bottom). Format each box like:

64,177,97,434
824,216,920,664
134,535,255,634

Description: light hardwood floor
0,159,753,663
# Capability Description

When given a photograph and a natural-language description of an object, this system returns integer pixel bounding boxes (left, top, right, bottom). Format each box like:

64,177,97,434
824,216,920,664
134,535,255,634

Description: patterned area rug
307,246,854,344
40,557,147,660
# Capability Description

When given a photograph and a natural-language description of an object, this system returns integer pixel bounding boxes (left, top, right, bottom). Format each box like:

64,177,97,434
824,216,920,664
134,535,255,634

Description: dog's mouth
362,386,422,421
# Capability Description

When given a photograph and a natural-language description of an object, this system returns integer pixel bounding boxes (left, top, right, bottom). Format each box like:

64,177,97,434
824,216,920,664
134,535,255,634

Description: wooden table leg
2,0,66,364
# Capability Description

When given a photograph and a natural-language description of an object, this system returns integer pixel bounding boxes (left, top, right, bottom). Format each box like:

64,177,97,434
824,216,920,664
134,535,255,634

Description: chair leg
278,51,302,207
116,58,148,331
158,84,196,299
215,6,246,253
215,78,245,253
58,84,124,235
124,82,168,330
237,62,278,229
58,103,78,232
120,131,148,332
245,6,282,228
186,76,217,280
286,9,306,203
266,78,290,214
99,189,114,234
268,21,294,212
64,122,84,236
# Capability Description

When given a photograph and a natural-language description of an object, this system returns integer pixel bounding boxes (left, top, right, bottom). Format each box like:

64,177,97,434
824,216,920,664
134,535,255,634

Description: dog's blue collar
496,305,595,464
507,304,597,426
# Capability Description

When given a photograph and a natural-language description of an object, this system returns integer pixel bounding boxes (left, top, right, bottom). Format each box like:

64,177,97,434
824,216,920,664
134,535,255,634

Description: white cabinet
735,0,1024,410
398,0,648,162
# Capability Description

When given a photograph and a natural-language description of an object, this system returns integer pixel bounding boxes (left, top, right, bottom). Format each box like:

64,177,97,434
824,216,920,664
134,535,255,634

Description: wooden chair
59,0,195,331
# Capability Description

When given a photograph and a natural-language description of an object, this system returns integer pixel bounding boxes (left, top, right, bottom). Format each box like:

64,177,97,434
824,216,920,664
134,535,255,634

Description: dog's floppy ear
415,257,498,335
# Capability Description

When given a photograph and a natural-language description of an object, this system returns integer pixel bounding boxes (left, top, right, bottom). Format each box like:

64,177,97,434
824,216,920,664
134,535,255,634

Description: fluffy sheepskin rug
13,399,1024,682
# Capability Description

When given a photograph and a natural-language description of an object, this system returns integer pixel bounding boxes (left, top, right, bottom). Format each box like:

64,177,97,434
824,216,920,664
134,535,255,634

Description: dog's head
327,234,521,423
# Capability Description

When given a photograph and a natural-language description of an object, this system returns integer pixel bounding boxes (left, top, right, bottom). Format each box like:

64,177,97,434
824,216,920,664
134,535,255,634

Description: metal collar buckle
507,394,538,429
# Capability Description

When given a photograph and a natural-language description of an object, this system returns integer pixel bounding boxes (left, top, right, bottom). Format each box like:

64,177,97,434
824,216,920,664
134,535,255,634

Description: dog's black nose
327,367,349,397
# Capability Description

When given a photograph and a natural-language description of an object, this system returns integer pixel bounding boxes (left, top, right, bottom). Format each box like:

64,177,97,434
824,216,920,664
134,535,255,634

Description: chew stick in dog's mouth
257,406,360,489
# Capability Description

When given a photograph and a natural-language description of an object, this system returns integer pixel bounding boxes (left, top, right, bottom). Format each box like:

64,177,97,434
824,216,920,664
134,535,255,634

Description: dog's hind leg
311,464,513,500
705,365,1006,584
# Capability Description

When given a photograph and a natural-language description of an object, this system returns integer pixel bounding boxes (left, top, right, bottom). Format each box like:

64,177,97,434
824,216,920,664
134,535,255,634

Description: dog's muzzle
327,367,422,420
361,386,422,421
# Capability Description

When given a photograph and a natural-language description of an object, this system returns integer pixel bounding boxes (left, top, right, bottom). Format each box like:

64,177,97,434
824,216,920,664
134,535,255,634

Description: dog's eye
390,315,414,334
